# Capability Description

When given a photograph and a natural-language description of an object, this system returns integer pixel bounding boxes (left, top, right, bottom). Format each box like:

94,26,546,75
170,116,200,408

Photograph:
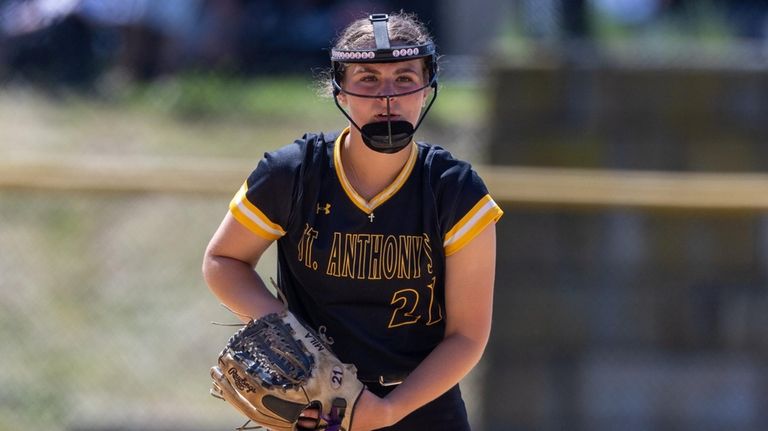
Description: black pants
365,384,471,431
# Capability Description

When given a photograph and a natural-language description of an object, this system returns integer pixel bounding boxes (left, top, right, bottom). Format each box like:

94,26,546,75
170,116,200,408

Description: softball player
203,12,502,431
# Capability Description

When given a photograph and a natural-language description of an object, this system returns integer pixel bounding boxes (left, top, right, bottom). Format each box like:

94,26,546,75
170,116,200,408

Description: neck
342,127,412,200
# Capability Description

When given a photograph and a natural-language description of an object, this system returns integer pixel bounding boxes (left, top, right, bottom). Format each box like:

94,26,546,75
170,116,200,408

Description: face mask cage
330,13,439,153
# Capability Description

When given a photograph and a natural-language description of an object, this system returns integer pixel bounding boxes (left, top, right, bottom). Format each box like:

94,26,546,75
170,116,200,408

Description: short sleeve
432,151,504,256
228,140,305,240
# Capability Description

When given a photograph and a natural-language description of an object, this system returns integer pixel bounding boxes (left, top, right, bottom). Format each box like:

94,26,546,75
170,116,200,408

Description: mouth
375,113,402,121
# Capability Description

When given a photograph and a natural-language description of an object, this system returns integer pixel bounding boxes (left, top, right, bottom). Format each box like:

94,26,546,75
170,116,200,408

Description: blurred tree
3,14,97,88
561,0,591,38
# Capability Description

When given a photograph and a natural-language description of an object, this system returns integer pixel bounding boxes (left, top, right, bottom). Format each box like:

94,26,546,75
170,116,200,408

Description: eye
360,74,377,83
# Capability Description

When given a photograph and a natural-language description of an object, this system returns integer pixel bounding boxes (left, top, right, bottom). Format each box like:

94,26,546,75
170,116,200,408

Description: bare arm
352,223,497,430
202,212,286,322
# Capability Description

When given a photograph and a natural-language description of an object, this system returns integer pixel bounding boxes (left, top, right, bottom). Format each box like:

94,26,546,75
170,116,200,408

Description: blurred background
2,0,768,430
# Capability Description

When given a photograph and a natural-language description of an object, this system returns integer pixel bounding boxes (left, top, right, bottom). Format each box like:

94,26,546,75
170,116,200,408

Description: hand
297,407,320,430
348,389,395,431
297,389,394,431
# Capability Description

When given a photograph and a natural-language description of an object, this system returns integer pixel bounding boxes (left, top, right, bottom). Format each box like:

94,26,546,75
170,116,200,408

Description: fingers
297,407,320,430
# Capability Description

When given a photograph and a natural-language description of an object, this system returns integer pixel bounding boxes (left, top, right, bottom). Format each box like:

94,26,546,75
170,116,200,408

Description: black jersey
229,127,503,381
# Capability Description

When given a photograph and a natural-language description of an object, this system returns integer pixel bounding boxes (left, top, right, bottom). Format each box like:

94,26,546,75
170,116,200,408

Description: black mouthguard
360,120,415,154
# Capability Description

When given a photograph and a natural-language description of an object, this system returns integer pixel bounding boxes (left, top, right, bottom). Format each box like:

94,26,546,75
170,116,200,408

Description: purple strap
321,404,343,431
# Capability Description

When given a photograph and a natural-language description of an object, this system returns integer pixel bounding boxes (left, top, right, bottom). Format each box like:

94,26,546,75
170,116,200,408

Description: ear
336,92,348,107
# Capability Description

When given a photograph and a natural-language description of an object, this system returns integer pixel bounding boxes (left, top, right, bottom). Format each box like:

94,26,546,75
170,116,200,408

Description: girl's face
337,59,430,129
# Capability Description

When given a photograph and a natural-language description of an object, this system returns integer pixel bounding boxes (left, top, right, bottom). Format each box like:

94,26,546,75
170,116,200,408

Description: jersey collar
333,127,418,214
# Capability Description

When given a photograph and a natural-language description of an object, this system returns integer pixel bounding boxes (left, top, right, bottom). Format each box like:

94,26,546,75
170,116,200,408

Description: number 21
388,277,443,328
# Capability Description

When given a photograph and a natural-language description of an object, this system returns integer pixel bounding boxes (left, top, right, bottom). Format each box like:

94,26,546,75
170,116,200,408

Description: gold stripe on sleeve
229,181,286,240
444,194,503,256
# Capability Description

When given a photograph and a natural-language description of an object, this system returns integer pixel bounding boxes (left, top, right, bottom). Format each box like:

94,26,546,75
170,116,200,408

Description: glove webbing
232,316,314,388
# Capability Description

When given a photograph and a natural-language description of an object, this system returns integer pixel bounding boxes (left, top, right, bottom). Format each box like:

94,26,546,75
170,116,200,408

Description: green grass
0,191,262,430
0,76,486,161
124,73,486,129
126,74,335,121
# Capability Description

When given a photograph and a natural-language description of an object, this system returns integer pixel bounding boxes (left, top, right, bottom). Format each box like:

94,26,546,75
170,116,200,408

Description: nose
376,80,397,100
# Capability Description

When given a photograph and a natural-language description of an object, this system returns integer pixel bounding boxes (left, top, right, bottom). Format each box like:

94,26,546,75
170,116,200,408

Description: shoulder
258,131,340,174
417,142,479,187
267,131,338,163
416,143,503,255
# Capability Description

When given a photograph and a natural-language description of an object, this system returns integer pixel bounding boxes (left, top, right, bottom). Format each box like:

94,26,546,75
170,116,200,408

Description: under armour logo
316,203,331,214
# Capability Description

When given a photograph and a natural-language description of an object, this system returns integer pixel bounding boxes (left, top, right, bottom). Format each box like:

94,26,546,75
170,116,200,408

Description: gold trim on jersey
229,181,286,240
443,194,504,256
333,127,418,215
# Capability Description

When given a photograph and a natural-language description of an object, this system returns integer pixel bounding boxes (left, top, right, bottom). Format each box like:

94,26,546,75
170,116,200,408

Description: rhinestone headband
330,43,435,63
